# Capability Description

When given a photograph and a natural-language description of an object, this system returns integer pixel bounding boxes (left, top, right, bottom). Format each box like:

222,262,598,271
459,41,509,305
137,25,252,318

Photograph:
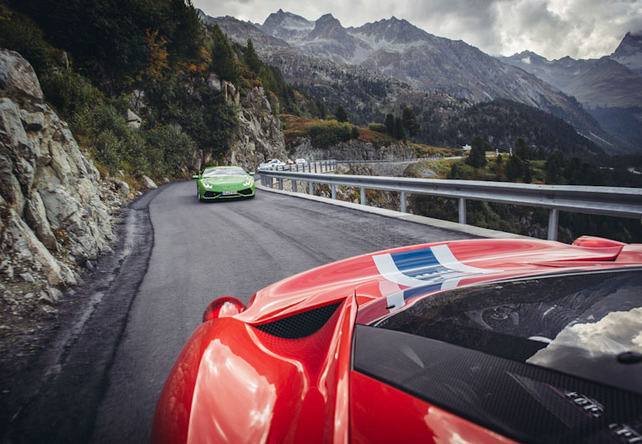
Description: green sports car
193,166,255,201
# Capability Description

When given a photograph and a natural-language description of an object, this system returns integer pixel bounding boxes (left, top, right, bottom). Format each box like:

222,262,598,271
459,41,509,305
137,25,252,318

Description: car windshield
355,268,642,443
202,167,246,178
373,268,642,391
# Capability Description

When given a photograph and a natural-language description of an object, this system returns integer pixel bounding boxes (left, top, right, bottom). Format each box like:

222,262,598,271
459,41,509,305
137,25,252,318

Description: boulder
141,175,158,189
0,48,43,100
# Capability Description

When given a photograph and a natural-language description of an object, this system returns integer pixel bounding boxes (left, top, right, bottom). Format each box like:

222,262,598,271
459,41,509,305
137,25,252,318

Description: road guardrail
258,160,338,173
259,170,642,241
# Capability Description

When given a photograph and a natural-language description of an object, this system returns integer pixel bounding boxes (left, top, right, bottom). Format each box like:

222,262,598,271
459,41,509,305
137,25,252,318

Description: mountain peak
355,15,428,44
317,13,337,22
508,50,549,65
613,31,642,56
308,13,348,40
261,10,313,41
611,30,642,76
263,9,308,26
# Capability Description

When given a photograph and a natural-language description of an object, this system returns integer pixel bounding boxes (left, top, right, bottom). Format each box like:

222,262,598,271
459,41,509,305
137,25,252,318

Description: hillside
500,34,642,153
1,0,292,178
209,11,616,154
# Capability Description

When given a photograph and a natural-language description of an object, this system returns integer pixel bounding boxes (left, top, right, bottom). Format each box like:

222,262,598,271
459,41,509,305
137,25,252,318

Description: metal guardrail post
278,178,283,190
361,187,366,205
400,191,407,213
459,198,466,225
309,181,313,195
548,209,559,241
331,184,336,200
314,162,318,173
292,179,297,193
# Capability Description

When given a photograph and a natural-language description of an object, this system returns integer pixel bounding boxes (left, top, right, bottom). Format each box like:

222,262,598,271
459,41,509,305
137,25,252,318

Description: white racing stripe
373,244,492,288
431,244,491,274
373,253,426,287
385,292,405,311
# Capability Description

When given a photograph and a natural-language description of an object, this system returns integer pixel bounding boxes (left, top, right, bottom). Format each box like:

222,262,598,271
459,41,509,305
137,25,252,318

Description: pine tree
505,155,524,182
466,136,487,168
316,99,328,119
514,137,535,160
384,113,395,135
402,106,419,137
394,117,405,140
351,125,360,139
335,105,348,122
545,150,565,184
243,39,262,73
209,25,240,82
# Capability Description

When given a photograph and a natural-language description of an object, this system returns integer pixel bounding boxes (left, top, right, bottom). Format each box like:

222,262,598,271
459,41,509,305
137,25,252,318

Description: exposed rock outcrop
288,137,414,162
226,86,288,170
0,49,126,316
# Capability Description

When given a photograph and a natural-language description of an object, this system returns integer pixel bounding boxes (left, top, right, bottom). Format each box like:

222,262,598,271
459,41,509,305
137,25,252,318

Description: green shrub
368,123,387,133
143,126,195,178
307,120,352,148
92,130,125,173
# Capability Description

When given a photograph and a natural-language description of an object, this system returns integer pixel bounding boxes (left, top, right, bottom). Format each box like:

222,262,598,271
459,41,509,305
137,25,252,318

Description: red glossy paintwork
202,296,246,322
152,236,642,443
233,237,633,326
350,371,517,443
153,297,357,443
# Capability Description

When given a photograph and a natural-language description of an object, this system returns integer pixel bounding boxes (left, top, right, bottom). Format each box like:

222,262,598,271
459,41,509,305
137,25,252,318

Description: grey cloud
193,0,642,59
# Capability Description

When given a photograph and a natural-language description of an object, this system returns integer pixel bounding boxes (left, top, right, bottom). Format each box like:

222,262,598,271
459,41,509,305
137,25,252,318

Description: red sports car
152,236,642,443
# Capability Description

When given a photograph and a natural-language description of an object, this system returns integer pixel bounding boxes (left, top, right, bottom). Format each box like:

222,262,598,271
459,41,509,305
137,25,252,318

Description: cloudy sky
192,0,642,60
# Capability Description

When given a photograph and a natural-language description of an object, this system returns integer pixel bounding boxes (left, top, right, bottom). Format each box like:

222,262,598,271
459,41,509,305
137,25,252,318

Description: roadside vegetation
404,136,642,242
0,0,319,187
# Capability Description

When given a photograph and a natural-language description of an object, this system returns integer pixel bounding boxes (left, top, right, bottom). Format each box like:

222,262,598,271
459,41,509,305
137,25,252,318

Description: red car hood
236,238,640,326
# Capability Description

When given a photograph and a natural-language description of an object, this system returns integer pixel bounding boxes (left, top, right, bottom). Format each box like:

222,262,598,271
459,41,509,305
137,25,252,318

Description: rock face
0,49,125,313
226,86,288,169
288,137,414,162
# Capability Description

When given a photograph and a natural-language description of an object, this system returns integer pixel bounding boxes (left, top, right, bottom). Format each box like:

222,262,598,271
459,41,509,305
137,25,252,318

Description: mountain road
2,179,479,443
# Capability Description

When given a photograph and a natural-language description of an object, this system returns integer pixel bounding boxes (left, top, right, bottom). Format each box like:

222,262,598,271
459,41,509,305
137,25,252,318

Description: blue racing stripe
389,248,449,280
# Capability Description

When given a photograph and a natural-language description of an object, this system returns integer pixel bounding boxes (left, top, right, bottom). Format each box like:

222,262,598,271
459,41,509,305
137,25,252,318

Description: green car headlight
243,177,254,187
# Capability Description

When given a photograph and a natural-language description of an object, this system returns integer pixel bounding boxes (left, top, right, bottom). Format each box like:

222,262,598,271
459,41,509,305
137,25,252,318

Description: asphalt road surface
3,179,478,443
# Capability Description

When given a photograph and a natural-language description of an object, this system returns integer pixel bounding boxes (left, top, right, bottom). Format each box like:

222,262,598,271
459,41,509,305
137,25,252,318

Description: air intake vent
253,302,341,339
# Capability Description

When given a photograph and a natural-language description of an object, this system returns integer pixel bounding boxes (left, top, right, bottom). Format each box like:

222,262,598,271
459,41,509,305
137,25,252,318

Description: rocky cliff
289,137,414,162
0,49,127,318
226,86,288,169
